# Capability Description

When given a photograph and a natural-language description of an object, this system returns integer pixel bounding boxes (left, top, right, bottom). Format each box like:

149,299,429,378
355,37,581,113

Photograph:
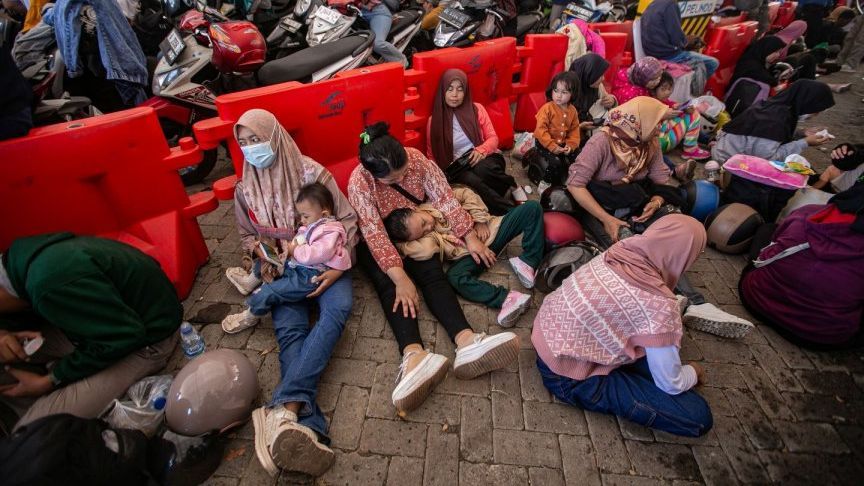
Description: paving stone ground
179,69,864,485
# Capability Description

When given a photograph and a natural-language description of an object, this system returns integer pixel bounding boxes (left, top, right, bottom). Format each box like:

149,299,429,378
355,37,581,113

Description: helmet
544,212,585,250
209,21,266,73
535,241,602,293
705,203,764,254
165,349,259,436
682,180,720,222
163,0,194,19
540,185,579,214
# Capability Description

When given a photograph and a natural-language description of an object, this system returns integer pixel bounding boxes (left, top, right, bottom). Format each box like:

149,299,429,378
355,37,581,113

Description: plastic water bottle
704,160,721,186
180,322,205,358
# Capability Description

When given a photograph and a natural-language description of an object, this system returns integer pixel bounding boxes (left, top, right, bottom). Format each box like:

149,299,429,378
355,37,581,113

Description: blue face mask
241,126,277,169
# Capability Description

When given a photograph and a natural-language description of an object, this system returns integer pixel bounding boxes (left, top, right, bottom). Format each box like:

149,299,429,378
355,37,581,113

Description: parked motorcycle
433,0,543,48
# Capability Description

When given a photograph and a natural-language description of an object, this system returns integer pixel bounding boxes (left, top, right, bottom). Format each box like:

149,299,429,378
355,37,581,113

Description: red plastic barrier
597,32,627,86
0,108,217,298
704,21,759,98
193,63,406,198
407,37,518,152
713,13,746,27
771,2,797,31
513,34,568,133
588,21,634,54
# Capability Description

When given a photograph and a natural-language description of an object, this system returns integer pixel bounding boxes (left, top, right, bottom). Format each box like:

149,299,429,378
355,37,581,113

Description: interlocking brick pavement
179,70,864,485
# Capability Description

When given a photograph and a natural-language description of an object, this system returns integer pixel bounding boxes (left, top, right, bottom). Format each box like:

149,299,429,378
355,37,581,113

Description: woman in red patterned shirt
348,123,520,412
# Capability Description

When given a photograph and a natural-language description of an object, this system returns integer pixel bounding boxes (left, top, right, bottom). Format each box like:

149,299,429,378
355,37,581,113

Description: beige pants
1,325,177,431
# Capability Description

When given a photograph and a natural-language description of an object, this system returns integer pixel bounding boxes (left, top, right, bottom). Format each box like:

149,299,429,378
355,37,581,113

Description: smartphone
23,336,44,356
678,100,693,110
593,117,605,126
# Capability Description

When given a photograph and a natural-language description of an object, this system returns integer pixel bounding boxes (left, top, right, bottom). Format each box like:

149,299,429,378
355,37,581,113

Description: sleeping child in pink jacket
221,182,351,332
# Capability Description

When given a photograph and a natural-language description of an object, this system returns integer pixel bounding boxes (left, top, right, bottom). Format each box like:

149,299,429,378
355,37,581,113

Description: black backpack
0,414,156,486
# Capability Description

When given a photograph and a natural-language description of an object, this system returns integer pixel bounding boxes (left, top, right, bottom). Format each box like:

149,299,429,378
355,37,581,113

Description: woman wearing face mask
610,57,665,106
427,69,526,216
224,109,359,478
349,122,521,413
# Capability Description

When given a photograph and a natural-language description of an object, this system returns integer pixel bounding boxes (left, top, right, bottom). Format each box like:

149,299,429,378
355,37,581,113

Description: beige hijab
234,109,328,248
600,96,668,183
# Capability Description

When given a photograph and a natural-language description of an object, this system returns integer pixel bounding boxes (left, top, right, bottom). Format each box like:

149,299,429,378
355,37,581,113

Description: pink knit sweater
532,257,682,380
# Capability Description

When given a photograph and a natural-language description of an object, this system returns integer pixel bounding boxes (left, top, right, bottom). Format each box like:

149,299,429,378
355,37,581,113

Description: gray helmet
535,241,602,293
165,349,259,436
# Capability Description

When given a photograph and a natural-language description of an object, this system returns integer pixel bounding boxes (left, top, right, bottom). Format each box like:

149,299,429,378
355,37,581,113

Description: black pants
799,5,828,48
447,153,515,216
356,243,472,352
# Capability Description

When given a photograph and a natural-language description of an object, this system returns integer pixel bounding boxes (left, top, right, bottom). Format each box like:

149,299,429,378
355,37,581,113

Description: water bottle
180,322,205,358
704,160,721,186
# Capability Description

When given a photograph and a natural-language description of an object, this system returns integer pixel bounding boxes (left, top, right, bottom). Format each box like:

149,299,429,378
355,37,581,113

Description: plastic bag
512,132,535,160
103,375,173,437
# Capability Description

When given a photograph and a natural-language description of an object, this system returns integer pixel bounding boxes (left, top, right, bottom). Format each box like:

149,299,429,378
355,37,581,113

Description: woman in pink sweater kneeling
531,214,712,437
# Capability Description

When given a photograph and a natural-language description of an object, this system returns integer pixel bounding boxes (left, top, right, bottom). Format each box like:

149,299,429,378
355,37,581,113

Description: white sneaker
683,303,755,339
841,64,857,73
225,267,262,296
509,256,536,289
453,332,519,379
512,186,529,203
675,295,689,316
221,309,260,334
391,351,449,412
497,291,531,327
537,181,552,196
252,406,335,477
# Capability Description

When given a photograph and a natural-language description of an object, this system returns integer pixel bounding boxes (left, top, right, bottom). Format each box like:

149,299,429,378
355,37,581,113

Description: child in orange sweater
532,72,581,190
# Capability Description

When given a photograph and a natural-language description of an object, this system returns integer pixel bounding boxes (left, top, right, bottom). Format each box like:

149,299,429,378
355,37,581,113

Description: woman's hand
306,269,344,298
831,144,853,160
474,222,491,242
804,127,827,137
552,145,567,154
391,271,419,319
468,149,485,167
690,362,706,385
632,196,663,223
0,331,41,364
600,94,616,108
259,261,279,283
663,108,682,120
465,232,497,268
0,368,54,398
603,216,629,243
805,133,830,146
579,120,595,130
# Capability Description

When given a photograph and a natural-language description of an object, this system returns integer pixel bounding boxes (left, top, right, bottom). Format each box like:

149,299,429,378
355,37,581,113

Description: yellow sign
637,0,722,38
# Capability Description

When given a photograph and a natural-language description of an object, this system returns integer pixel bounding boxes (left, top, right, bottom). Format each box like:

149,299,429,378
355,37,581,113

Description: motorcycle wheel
159,116,219,186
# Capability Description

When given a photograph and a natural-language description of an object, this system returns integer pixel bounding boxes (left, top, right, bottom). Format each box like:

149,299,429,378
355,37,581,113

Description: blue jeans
536,357,713,437
269,272,353,441
360,4,407,65
664,50,720,79
247,266,321,316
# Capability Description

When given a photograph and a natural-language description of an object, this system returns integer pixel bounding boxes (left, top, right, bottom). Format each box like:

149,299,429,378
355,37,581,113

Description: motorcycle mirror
195,0,207,12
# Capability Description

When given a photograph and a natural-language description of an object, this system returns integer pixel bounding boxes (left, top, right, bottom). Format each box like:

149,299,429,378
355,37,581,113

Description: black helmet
535,241,602,293
163,0,194,18
540,185,579,214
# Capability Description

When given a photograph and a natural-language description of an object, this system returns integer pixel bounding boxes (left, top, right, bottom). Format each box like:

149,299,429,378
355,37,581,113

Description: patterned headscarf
233,109,328,249
627,57,664,89
600,96,668,183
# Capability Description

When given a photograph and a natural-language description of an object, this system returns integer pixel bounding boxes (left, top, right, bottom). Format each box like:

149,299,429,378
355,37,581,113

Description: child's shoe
509,257,536,289
222,309,260,334
497,291,532,327
681,146,711,161
226,267,262,296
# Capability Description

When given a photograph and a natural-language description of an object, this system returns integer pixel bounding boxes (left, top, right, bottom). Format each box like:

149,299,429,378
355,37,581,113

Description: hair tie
360,131,371,145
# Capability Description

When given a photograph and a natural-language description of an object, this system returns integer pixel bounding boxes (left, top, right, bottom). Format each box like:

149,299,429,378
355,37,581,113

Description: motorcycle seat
515,13,541,37
258,33,370,85
390,9,421,34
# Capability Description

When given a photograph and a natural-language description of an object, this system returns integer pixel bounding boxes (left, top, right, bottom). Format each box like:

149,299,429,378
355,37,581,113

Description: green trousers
446,201,544,308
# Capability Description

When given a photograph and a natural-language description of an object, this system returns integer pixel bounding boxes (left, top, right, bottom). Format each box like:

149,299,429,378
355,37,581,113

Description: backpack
724,77,770,119
534,241,603,293
0,414,156,486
